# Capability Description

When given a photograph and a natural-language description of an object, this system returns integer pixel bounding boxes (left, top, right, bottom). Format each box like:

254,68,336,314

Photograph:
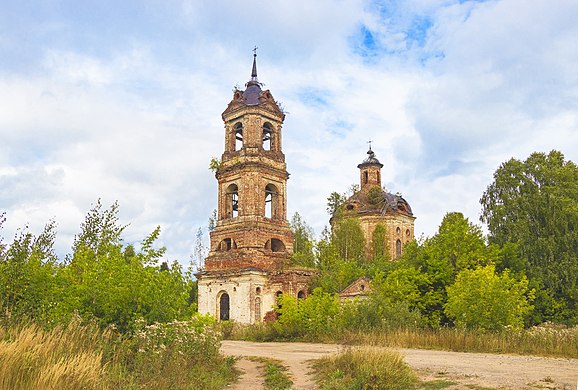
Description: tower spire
251,46,258,80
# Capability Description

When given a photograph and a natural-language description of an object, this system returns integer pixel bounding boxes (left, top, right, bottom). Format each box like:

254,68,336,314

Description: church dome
344,188,413,217
357,147,383,168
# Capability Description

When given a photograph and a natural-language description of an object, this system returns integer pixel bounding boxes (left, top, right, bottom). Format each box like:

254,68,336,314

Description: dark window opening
219,238,236,251
364,171,369,184
226,184,239,218
219,293,230,321
346,204,354,210
271,238,285,252
263,123,272,151
234,123,243,151
256,286,261,294
396,239,402,258
297,290,306,299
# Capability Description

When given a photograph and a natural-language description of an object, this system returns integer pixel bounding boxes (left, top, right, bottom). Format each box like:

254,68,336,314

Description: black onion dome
357,148,384,168
243,52,262,105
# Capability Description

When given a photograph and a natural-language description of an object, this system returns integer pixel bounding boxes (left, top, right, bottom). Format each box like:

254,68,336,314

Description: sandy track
221,340,578,389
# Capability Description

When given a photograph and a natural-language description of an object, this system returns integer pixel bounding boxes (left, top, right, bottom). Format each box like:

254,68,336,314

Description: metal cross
367,139,372,150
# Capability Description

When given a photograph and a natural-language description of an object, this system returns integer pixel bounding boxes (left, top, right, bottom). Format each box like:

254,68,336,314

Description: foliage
208,157,222,173
0,220,59,325
248,357,293,390
445,265,534,330
312,347,418,390
289,212,316,268
378,212,500,327
0,201,194,332
0,316,237,390
371,223,387,260
326,191,346,217
480,150,578,324
274,288,340,338
332,217,365,262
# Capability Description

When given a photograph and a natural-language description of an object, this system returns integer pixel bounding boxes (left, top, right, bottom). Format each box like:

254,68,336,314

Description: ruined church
197,53,415,323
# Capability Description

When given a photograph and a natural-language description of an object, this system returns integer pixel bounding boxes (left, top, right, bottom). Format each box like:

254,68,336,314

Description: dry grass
0,320,110,390
340,323,578,358
313,347,418,390
0,317,238,390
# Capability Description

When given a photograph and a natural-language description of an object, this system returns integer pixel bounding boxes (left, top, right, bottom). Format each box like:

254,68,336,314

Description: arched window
396,227,401,235
297,290,306,299
219,292,230,321
234,123,243,151
395,239,402,258
364,171,369,184
271,238,285,252
255,297,262,322
256,286,261,295
265,184,279,219
218,238,236,251
262,123,273,151
226,184,239,218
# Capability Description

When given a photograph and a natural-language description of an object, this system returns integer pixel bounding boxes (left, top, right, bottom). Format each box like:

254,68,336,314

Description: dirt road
221,340,578,389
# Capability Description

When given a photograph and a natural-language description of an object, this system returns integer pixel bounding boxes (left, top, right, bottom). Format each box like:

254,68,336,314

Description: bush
445,265,534,330
313,347,418,390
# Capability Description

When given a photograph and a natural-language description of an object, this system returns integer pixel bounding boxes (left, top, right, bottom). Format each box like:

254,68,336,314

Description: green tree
0,220,59,325
445,265,534,330
480,150,578,323
311,226,364,294
57,201,192,331
326,191,346,217
380,213,500,327
289,212,315,267
275,288,341,338
332,218,365,262
371,223,387,260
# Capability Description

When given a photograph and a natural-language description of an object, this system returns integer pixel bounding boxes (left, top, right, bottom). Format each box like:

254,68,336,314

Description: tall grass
0,319,110,389
0,316,237,390
231,322,578,359
312,347,418,390
341,323,578,358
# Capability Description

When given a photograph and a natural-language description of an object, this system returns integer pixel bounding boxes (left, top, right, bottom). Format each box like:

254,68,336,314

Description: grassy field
0,317,237,390
232,322,578,359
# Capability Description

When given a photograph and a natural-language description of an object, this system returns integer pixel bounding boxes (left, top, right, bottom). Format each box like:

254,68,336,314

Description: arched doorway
219,292,230,321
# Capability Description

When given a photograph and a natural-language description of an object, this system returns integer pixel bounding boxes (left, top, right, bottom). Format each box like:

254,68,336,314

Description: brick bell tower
196,51,315,324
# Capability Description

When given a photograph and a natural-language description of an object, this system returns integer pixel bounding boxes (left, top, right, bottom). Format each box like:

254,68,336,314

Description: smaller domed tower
333,147,415,259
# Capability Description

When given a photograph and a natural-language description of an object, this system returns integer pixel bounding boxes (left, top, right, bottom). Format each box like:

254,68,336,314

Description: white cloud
1,0,577,263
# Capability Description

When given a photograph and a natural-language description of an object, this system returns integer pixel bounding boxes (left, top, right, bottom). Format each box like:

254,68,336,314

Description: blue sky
1,0,578,265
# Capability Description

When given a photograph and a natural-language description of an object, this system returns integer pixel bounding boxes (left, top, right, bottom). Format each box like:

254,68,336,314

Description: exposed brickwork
197,55,316,324
335,148,416,259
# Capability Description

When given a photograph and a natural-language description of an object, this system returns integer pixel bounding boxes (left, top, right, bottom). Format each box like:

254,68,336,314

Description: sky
1,0,578,266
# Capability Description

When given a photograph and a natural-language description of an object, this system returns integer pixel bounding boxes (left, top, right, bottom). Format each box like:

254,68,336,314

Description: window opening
395,239,402,258
271,238,285,252
234,123,243,151
263,123,272,151
265,184,278,219
219,293,230,321
226,184,239,218
364,171,369,184
297,290,306,299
